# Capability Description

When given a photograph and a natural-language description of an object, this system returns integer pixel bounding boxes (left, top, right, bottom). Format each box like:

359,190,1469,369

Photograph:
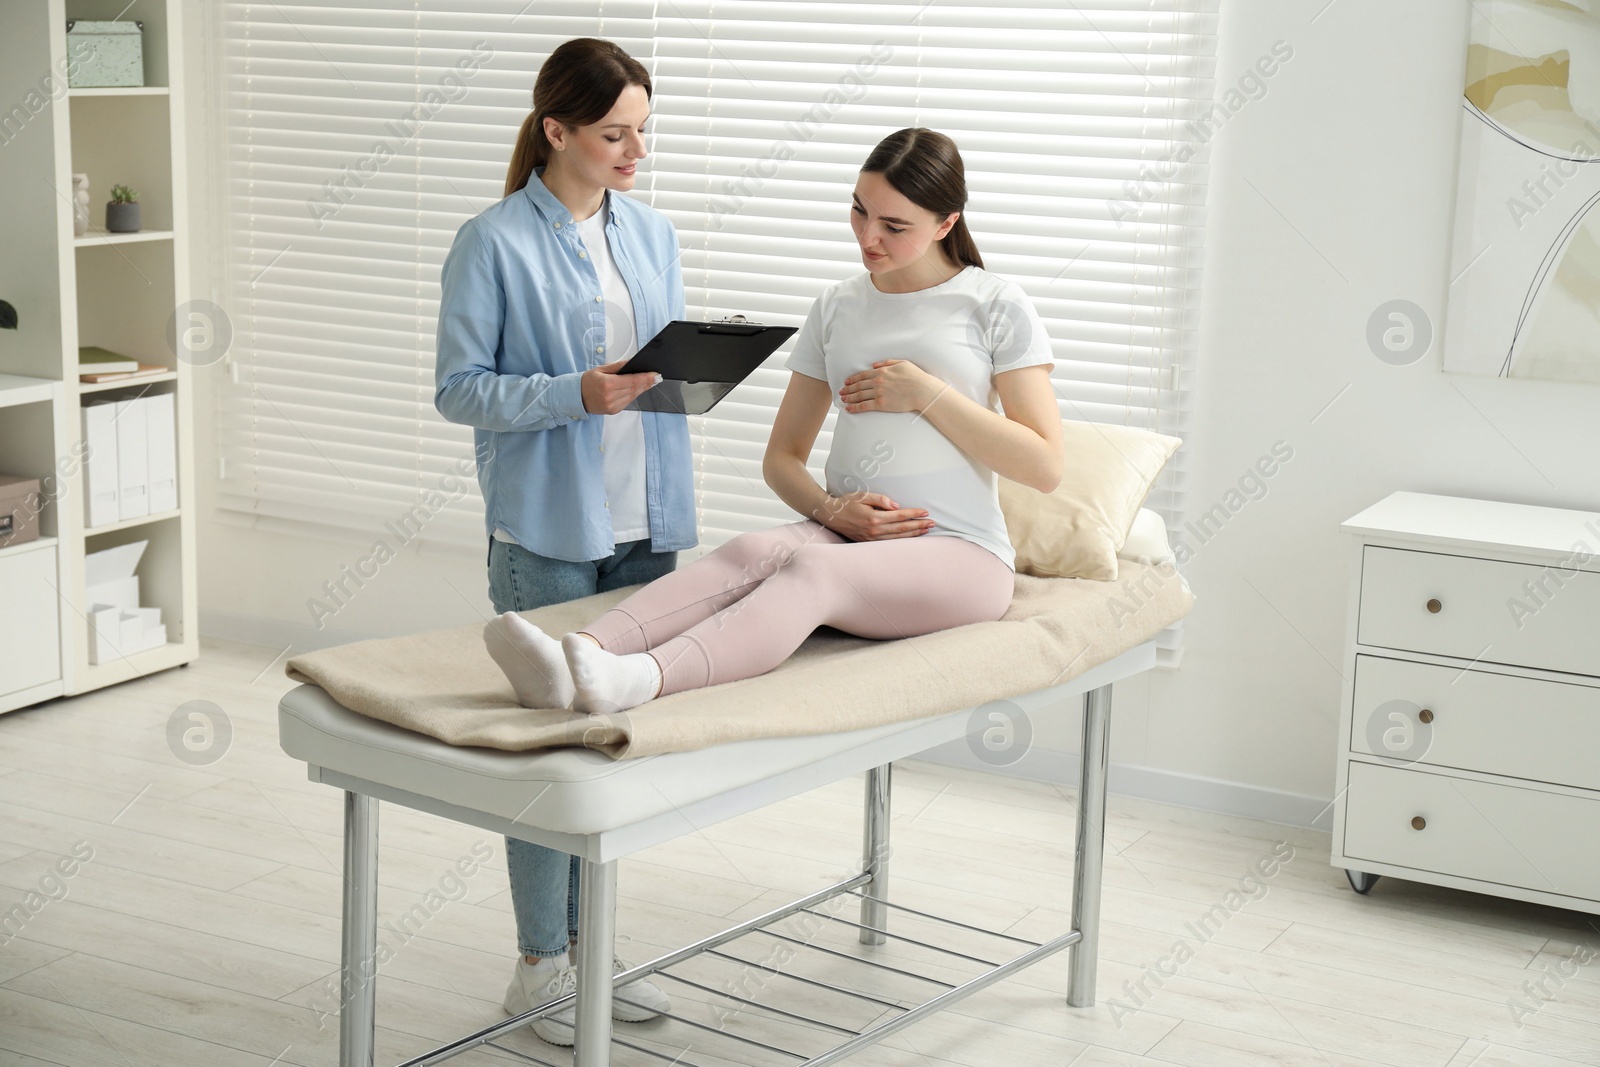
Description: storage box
85,539,145,608
66,20,145,88
90,605,164,664
0,474,42,549
84,539,165,663
82,400,120,528
88,614,164,662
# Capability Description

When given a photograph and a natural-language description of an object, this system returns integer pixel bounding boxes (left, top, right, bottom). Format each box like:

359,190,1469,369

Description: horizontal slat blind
215,0,656,547
215,1,1215,662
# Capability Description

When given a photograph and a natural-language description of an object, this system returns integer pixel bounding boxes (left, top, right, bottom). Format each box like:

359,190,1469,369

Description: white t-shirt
495,196,650,549
579,206,650,543
783,265,1056,571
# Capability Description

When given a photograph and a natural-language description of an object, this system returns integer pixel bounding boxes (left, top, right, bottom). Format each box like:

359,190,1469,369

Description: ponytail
504,112,543,198
941,214,983,270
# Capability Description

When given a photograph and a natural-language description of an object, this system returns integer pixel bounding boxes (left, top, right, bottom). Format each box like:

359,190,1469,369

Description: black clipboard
618,317,797,414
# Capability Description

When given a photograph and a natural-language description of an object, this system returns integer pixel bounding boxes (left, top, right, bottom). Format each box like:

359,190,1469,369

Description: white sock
522,950,570,975
484,612,574,710
563,632,662,715
567,941,617,970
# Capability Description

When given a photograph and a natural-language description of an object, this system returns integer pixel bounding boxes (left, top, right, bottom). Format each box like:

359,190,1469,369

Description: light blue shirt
434,166,698,562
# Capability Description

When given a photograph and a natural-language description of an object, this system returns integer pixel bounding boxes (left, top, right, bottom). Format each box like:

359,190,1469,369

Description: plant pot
105,201,140,233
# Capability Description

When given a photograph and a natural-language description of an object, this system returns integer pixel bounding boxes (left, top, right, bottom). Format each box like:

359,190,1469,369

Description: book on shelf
80,363,169,384
78,346,139,373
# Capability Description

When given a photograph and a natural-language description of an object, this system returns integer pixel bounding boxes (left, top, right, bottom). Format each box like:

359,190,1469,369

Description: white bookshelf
0,0,197,711
80,370,178,394
0,374,60,409
73,229,176,247
70,86,170,97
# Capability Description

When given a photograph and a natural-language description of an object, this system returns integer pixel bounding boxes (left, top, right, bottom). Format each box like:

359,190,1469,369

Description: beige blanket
284,561,1193,760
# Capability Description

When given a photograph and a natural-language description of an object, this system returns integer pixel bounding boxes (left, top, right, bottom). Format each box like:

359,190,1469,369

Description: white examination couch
278,639,1156,1066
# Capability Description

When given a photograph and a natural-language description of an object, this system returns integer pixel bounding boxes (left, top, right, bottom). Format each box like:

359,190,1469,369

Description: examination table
277,560,1192,1066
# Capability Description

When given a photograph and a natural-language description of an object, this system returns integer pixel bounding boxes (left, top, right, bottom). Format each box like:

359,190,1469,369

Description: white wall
985,0,1600,823
180,0,505,654
186,0,1600,823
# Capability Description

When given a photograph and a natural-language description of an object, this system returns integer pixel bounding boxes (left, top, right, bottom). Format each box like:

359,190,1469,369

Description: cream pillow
998,421,1182,581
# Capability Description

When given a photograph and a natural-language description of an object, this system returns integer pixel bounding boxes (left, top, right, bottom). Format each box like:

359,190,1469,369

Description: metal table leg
573,859,617,1066
859,764,891,946
1067,683,1112,1007
341,791,380,1067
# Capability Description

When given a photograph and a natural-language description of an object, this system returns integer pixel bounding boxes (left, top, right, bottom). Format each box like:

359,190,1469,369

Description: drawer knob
1418,708,1434,724
1411,815,1426,831
1426,598,1442,614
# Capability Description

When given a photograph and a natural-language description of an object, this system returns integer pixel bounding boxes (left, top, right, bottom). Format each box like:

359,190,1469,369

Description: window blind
214,0,1216,662
213,1,657,548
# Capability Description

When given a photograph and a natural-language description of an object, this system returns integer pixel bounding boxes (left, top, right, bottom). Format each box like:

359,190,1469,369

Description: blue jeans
486,534,678,958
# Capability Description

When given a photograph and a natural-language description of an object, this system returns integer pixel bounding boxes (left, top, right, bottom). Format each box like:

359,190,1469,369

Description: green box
66,20,145,88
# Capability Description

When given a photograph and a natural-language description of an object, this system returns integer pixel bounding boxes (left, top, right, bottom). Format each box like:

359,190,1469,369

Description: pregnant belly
827,464,995,539
827,417,996,522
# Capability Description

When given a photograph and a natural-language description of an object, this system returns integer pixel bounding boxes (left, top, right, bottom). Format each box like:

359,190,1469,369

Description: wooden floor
0,637,1596,1066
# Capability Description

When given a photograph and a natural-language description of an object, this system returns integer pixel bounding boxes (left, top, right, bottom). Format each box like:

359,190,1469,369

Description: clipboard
618,316,798,414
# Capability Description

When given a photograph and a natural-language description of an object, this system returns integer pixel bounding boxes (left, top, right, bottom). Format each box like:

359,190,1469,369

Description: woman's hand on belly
839,360,943,414
817,491,936,542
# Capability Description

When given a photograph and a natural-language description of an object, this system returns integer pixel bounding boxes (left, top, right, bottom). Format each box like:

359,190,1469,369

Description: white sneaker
502,957,578,1047
570,943,671,1022
605,956,671,1022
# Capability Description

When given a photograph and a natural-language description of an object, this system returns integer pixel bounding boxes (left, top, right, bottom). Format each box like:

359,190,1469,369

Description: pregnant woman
433,37,685,1047
485,126,1064,724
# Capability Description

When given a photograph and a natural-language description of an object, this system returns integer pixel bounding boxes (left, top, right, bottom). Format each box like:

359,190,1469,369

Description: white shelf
81,640,191,690
70,86,169,96
1,0,198,707
0,678,65,717
83,508,182,538
0,374,58,409
73,229,175,247
0,536,58,559
78,370,177,394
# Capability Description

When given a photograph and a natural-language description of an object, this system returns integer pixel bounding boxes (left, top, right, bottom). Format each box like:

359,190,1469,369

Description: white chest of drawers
1332,491,1600,911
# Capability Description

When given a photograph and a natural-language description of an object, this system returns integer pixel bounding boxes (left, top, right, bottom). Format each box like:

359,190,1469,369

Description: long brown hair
504,38,652,198
859,128,983,269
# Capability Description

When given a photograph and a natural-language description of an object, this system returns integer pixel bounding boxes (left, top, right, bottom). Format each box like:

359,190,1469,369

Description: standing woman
433,37,681,1046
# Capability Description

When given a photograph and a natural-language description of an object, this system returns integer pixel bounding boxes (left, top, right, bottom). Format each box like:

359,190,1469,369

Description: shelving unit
0,0,197,712
79,370,178,394
73,230,176,247
69,86,170,97
80,507,183,537
0,374,60,408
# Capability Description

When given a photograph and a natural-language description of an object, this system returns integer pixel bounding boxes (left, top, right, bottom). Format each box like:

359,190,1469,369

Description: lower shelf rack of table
400,874,1079,1067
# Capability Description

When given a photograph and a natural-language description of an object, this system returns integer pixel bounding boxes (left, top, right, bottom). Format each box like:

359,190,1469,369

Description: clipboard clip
701,313,766,336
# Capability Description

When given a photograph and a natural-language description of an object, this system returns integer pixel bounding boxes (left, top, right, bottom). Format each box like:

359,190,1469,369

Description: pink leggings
581,520,1015,697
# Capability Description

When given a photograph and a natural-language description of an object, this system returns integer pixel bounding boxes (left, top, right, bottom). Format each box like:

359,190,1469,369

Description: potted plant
106,185,140,233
